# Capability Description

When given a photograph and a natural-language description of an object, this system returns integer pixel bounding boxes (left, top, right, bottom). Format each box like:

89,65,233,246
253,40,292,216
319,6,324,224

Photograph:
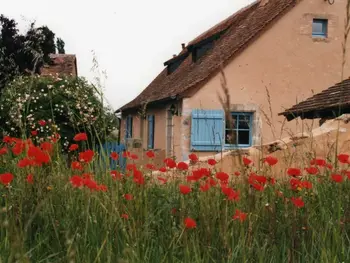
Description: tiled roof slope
40,54,78,77
120,0,297,111
279,79,350,121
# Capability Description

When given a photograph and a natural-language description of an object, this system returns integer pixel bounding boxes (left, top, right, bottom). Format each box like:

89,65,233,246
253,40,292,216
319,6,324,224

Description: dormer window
192,40,215,62
164,52,188,75
167,59,183,74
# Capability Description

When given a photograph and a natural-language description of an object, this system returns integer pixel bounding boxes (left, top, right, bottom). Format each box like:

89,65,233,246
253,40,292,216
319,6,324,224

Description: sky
3,0,254,111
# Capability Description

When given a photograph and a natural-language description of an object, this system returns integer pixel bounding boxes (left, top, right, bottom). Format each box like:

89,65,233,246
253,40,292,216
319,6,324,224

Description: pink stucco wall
179,0,350,160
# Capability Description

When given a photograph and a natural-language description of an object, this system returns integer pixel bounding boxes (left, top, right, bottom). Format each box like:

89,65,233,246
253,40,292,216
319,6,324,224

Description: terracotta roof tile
120,0,297,111
40,54,78,77
279,78,350,121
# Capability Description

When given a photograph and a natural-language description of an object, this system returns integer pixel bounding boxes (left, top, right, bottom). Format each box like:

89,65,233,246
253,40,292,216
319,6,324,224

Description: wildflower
17,158,33,168
124,194,133,200
98,184,108,192
337,153,349,164
12,140,25,155
157,176,167,184
177,162,189,170
70,175,84,188
26,174,34,184
179,184,191,195
0,173,14,185
164,158,176,169
73,132,88,141
171,208,177,214
264,156,278,166
27,146,50,165
146,163,156,170
71,161,83,171
216,171,229,181
243,156,252,166
122,151,131,158
189,153,198,163
111,170,122,180
234,171,240,176
0,147,8,155
40,142,53,153
79,150,94,163
232,209,247,222
131,154,138,160
305,167,318,175
126,163,136,171
121,214,129,219
326,163,333,170
159,167,167,173
301,180,313,189
31,130,38,136
291,197,304,208
69,144,79,151
341,170,350,179
207,158,217,166
38,120,46,126
184,217,196,229
83,178,99,190
222,186,240,201
331,174,343,183
310,158,326,167
208,177,217,186
146,150,155,158
199,183,211,192
133,170,145,185
3,136,12,143
269,178,276,185
287,168,302,177
110,152,119,160
290,178,301,190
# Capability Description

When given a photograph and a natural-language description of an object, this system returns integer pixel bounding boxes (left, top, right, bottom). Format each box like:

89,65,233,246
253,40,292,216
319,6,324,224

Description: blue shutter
147,115,155,149
191,109,225,151
125,116,133,139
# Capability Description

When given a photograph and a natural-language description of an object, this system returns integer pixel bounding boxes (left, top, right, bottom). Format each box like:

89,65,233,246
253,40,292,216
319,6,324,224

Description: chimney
259,0,269,7
181,43,186,50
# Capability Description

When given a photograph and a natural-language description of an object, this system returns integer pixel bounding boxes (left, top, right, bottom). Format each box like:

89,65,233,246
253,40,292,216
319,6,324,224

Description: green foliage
0,14,64,92
56,38,65,54
0,75,118,149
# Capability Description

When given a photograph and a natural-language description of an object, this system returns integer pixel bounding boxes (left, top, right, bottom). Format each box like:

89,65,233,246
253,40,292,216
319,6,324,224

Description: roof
120,0,297,112
40,54,78,77
279,78,350,121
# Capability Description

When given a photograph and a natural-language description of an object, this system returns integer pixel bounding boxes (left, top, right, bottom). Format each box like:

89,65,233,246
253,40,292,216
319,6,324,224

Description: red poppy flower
124,194,133,200
83,178,99,190
310,158,326,167
232,209,247,222
159,167,167,173
98,184,108,192
17,158,33,168
341,170,350,179
326,163,333,170
184,217,196,229
179,184,191,194
189,153,198,163
26,174,33,184
208,177,217,186
51,133,61,143
216,171,229,181
243,156,252,166
31,130,38,136
264,156,278,166
305,167,318,175
177,162,189,170
221,186,240,201
3,136,12,143
12,140,26,155
73,133,88,141
111,170,122,180
290,178,301,190
207,158,217,166
234,171,240,176
291,197,304,208
126,163,136,171
269,178,276,185
110,152,119,160
121,214,129,219
287,168,302,177
70,175,84,188
122,151,131,158
0,147,8,155
146,163,156,170
38,120,46,126
331,174,343,183
40,142,53,153
0,173,14,185
131,154,138,160
71,161,83,171
164,158,176,169
146,150,155,158
69,144,79,151
157,176,167,184
199,183,211,192
27,146,50,165
79,150,94,163
252,183,264,191
133,170,145,185
337,153,349,164
301,180,313,189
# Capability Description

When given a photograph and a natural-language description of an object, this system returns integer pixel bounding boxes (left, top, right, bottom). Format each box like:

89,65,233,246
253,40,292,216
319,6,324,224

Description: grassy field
0,134,349,263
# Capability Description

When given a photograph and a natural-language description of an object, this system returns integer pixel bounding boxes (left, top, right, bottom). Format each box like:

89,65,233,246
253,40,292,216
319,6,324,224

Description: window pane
238,115,251,129
312,21,323,34
226,115,237,129
238,130,250,145
225,130,237,144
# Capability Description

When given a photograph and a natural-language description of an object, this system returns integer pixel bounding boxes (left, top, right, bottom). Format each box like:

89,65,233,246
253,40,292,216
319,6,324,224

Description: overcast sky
3,0,254,110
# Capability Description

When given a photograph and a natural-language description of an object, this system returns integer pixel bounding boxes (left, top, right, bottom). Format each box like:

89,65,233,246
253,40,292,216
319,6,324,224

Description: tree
0,75,118,150
56,38,65,54
0,15,64,93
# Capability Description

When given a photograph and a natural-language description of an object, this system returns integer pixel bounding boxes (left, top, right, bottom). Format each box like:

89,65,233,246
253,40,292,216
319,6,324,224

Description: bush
0,75,118,149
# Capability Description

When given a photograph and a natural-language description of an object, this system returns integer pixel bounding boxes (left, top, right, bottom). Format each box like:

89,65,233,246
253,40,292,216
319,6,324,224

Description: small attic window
312,19,328,38
167,59,182,74
192,40,215,62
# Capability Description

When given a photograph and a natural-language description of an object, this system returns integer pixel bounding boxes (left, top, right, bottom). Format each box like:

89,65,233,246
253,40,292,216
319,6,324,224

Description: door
166,110,173,157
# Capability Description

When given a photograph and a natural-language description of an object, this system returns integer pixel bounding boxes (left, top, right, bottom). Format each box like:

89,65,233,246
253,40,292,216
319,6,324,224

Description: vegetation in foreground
0,132,349,263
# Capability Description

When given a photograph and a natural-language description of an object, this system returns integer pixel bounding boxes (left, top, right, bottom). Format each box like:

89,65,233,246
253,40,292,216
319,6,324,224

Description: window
225,113,252,147
167,59,182,74
312,19,328,38
147,115,155,149
193,40,215,62
125,116,133,139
